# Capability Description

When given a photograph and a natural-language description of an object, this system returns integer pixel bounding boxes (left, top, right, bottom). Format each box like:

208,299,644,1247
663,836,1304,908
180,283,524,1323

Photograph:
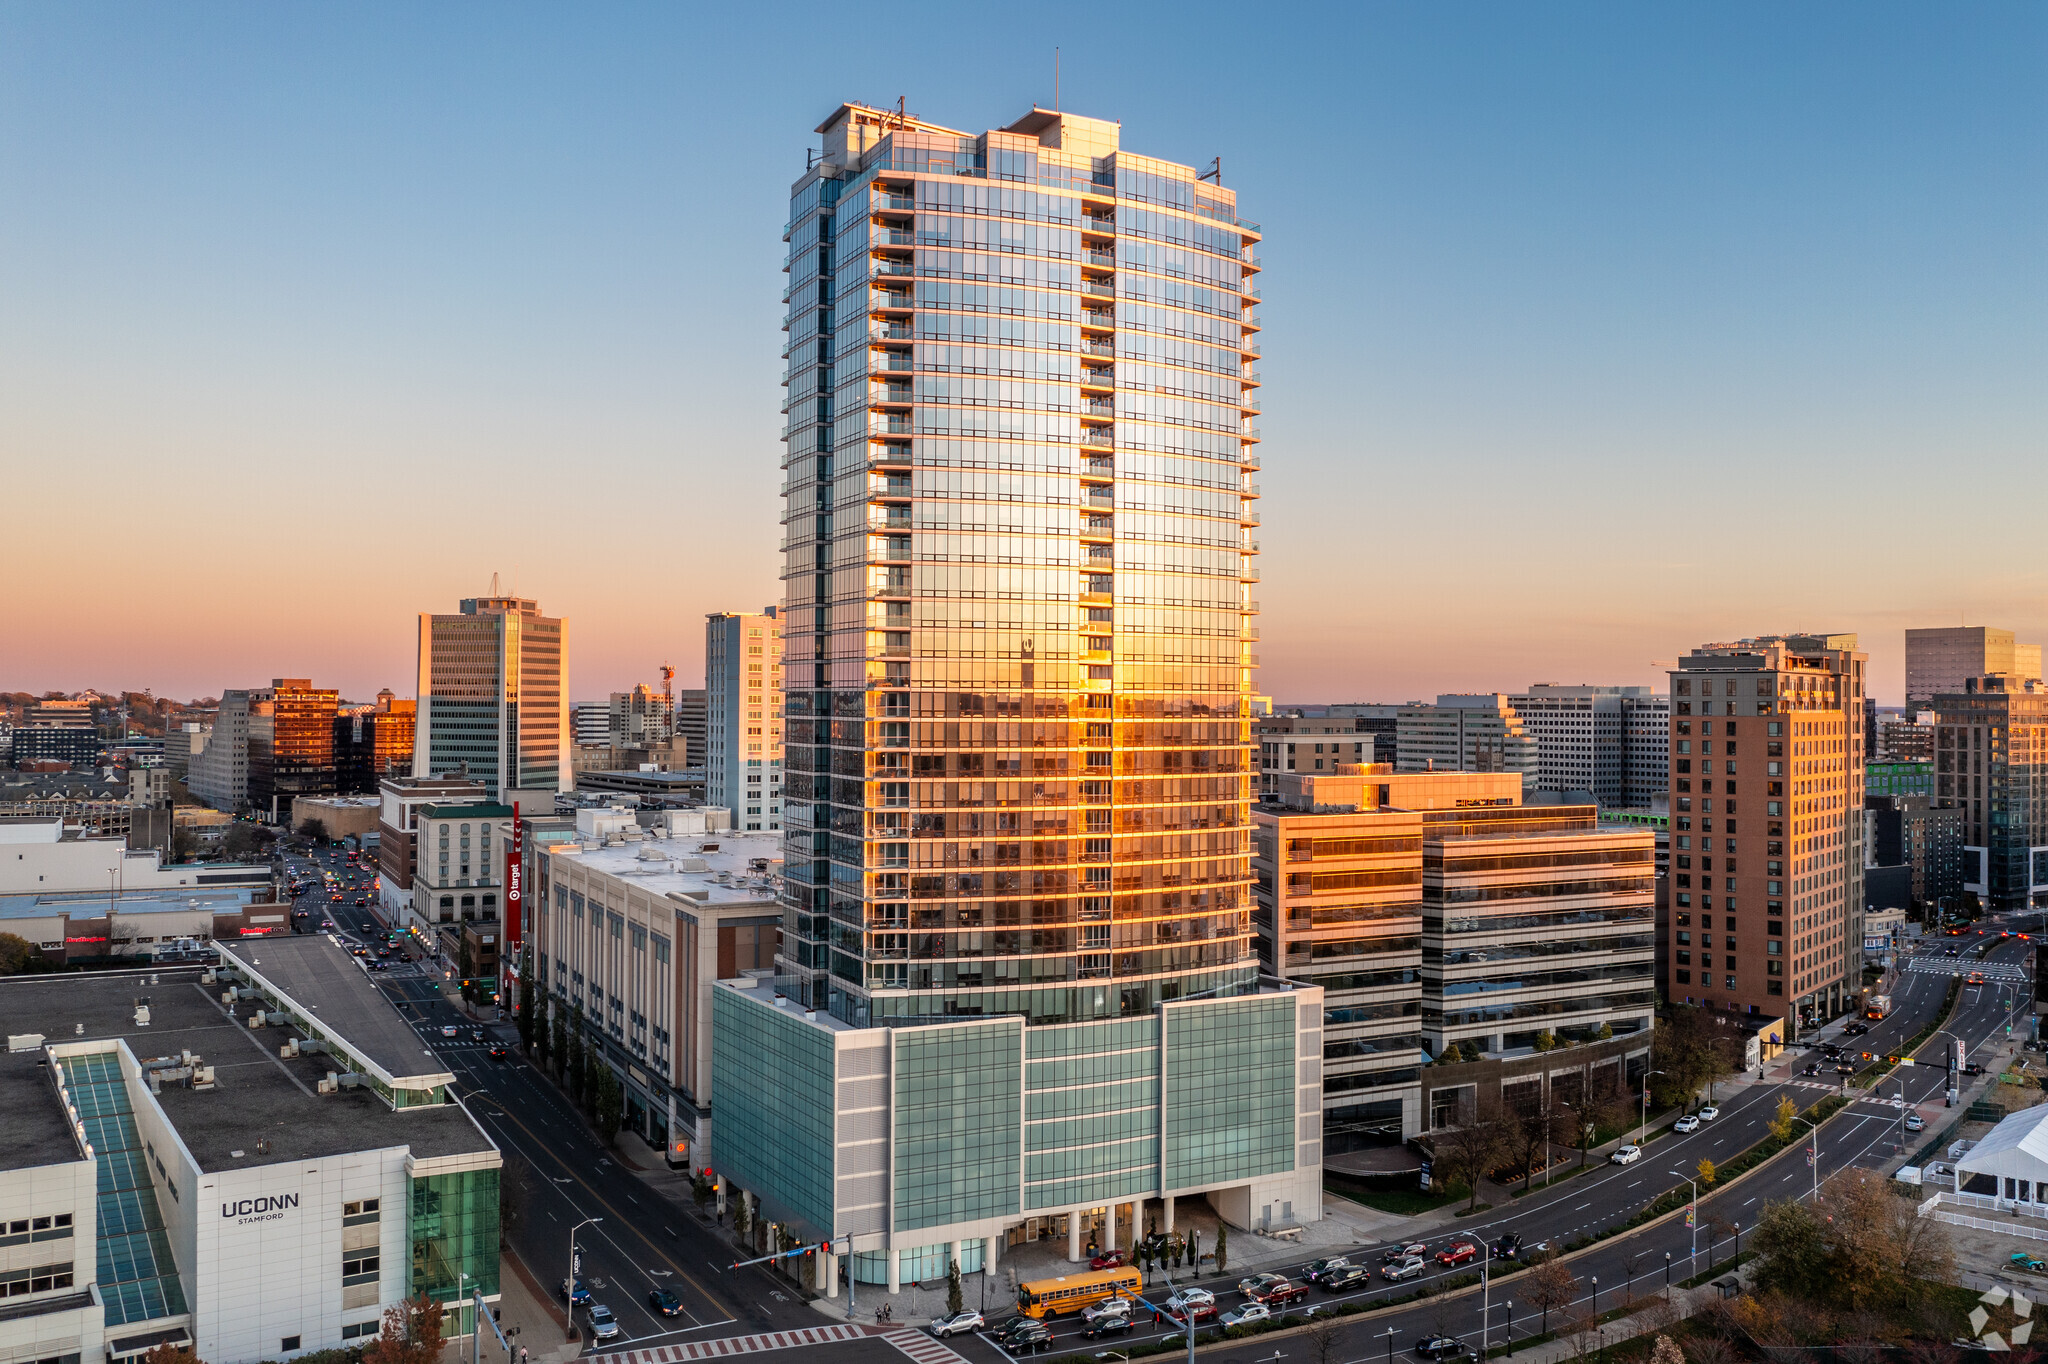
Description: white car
587,1305,621,1342
1381,1256,1428,1281
1082,1297,1132,1324
1672,1115,1699,1134
1221,1303,1271,1328
1905,1114,1926,1132
930,1310,984,1338
1698,1105,1721,1122
1611,1144,1642,1165
1167,1288,1216,1312
441,1025,458,1038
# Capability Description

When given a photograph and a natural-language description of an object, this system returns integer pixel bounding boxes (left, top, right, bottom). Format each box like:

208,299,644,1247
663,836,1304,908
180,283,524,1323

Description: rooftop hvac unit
133,1006,151,1027
248,1013,265,1030
5,1033,46,1054
199,971,217,986
191,1065,214,1091
280,1040,300,1059
318,1073,339,1094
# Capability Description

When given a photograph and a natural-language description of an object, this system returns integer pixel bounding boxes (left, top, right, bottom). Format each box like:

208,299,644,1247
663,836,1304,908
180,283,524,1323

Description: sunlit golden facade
780,103,1264,1025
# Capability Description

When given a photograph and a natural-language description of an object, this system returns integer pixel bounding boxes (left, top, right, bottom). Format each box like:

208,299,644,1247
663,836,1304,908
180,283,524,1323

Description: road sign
1806,1146,1815,1166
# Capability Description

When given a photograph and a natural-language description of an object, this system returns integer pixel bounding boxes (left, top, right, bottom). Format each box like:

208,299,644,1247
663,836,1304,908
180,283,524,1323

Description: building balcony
873,324,913,341
1084,399,1115,416
871,387,912,406
870,417,912,435
1240,507,1260,525
1085,249,1116,267
1081,310,1115,330
1082,280,1116,298
871,291,912,312
1080,426,1115,449
877,229,915,246
876,194,915,210
870,261,913,278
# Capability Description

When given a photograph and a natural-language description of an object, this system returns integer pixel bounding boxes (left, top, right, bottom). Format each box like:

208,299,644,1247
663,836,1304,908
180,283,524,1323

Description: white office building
0,938,499,1364
1396,695,1540,795
704,610,782,832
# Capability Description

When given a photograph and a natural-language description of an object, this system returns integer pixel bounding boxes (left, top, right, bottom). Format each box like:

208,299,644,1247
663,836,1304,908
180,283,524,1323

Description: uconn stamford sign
222,1194,299,1224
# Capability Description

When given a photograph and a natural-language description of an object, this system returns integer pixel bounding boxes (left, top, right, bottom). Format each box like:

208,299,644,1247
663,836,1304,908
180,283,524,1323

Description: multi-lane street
273,842,2040,1362
944,925,2040,1364
276,845,828,1354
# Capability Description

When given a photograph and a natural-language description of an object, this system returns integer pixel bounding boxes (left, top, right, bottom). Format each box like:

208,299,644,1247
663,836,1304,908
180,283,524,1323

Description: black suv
1323,1265,1371,1291
1082,1315,1133,1340
1416,1337,1478,1361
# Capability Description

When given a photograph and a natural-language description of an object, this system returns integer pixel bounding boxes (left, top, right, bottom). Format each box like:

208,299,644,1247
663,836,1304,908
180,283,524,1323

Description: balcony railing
1080,426,1115,447
877,194,915,210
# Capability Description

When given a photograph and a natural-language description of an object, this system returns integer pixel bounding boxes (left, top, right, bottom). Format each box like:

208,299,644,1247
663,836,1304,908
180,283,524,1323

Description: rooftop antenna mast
1055,47,1060,111
1200,156,1222,183
489,571,500,596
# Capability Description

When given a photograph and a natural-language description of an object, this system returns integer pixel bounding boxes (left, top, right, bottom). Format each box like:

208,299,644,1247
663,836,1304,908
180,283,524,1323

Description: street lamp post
1663,1252,1671,1290
1638,1070,1667,1143
567,1217,602,1338
1589,1277,1598,1316
1670,1171,1699,1268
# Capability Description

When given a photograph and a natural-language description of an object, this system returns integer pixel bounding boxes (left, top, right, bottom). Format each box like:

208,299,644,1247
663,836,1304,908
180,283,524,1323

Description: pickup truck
1251,1279,1309,1307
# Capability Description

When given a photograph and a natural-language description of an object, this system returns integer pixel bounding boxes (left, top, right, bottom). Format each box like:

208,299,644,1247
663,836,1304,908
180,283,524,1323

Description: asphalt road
279,846,827,1353
274,845,2039,1362
950,923,2041,1364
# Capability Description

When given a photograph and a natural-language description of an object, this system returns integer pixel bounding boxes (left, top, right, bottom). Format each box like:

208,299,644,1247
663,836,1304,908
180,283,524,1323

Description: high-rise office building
335,689,416,794
413,593,569,800
1622,692,1672,809
1396,695,1540,794
708,102,1315,1298
1667,635,1866,1032
705,610,783,831
1906,626,2043,705
248,678,340,819
1254,714,1373,800
1508,684,1653,806
609,683,674,747
570,703,610,748
671,689,708,768
1932,674,2048,910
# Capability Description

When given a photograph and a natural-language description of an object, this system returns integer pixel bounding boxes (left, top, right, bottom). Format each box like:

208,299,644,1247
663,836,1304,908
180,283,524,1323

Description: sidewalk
438,1250,580,1364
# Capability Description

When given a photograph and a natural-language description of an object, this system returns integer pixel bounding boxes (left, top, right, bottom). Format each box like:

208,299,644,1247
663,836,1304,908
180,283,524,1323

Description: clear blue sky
3,4,2042,704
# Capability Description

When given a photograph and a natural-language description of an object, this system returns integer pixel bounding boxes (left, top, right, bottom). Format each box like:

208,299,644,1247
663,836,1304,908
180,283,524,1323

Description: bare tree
1438,1110,1509,1212
1305,1315,1343,1364
1526,1257,1577,1337
1512,1101,1569,1191
1682,1338,1734,1364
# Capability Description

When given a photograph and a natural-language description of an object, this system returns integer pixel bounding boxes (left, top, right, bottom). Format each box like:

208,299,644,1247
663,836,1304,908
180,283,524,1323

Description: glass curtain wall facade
779,103,1263,1026
414,596,568,799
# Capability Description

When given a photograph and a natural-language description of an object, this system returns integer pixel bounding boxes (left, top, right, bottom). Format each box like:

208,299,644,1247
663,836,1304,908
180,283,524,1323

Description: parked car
1220,1303,1272,1328
929,1309,984,1339
1435,1241,1480,1267
1323,1265,1371,1291
647,1288,684,1317
1089,1249,1127,1271
586,1305,620,1342
1382,1256,1428,1282
1905,1114,1926,1132
1698,1105,1721,1122
1611,1144,1642,1165
1302,1255,1352,1284
1673,1115,1700,1134
1383,1242,1430,1263
1415,1336,1477,1361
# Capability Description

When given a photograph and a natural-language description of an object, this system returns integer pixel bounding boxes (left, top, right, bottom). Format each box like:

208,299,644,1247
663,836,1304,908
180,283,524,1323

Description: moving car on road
1252,1279,1309,1306
1081,1314,1133,1340
1698,1105,1720,1121
1611,1144,1642,1165
929,1309,983,1338
1435,1241,1480,1267
1302,1255,1352,1284
1673,1115,1699,1133
1220,1303,1271,1328
1081,1297,1131,1325
1000,1320,1052,1354
1381,1256,1428,1282
647,1289,684,1318
1383,1241,1429,1263
441,1025,458,1038
1323,1265,1371,1291
1238,1273,1287,1298
561,1278,590,1305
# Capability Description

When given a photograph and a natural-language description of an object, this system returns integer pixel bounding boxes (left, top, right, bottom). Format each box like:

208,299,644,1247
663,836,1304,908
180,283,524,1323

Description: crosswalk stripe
586,1324,867,1364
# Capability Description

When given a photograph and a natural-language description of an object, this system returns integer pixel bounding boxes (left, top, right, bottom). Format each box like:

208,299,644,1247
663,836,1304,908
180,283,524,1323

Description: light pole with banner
567,1216,601,1336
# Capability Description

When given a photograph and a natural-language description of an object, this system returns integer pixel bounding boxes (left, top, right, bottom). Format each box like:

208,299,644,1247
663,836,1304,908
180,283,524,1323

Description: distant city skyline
5,6,2043,706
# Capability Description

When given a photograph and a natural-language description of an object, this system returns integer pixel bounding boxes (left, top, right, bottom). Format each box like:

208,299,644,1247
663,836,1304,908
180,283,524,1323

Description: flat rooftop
216,935,454,1087
0,885,266,920
0,968,491,1174
551,829,783,914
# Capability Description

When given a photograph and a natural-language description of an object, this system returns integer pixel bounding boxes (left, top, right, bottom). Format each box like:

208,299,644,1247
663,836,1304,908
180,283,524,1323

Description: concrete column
1163,1195,1175,1233
950,1238,965,1276
818,1249,836,1295
1068,1212,1083,1262
983,1234,999,1275
887,1248,902,1294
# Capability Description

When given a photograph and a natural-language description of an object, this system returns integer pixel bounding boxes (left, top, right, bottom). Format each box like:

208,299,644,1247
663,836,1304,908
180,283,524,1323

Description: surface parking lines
585,1323,867,1362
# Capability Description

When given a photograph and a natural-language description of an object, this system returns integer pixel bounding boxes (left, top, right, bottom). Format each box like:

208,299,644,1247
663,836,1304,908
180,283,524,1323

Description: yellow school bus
1017,1267,1143,1318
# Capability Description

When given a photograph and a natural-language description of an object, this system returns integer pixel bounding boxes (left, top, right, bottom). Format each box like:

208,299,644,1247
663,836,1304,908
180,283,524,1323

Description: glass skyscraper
779,102,1264,1027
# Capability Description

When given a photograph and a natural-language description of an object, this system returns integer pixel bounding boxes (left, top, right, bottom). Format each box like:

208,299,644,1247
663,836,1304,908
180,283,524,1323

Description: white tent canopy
1954,1105,2048,1201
